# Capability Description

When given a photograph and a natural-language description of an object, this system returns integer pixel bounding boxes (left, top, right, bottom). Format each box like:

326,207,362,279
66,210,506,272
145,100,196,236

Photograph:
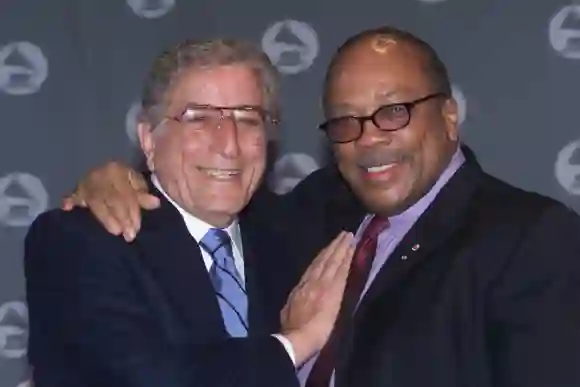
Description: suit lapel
238,218,271,335
333,157,483,386
324,164,367,238
135,182,224,332
355,159,481,321
319,159,482,321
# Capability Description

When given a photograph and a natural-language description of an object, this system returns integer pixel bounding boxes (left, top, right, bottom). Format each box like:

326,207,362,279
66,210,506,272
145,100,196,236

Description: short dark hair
140,38,280,127
323,26,452,112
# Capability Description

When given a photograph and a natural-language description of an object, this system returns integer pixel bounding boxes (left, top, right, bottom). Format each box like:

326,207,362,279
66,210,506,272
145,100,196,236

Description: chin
358,187,414,217
210,197,249,215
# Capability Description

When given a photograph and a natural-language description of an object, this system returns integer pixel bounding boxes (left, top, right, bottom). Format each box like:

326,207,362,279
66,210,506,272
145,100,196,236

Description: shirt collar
386,145,466,227
150,174,241,245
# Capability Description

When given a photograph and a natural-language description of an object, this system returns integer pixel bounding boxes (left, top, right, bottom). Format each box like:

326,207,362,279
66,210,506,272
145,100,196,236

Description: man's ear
442,97,459,141
137,122,156,171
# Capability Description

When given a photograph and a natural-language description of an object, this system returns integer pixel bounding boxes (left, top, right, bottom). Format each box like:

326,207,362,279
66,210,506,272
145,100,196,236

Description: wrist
283,329,321,366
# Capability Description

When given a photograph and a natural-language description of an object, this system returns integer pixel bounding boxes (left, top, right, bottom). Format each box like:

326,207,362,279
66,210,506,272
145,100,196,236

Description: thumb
128,169,148,191
61,194,87,211
138,193,161,210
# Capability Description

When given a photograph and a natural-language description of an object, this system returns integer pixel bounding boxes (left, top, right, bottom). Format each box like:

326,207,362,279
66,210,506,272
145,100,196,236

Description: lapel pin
401,255,408,260
411,244,420,251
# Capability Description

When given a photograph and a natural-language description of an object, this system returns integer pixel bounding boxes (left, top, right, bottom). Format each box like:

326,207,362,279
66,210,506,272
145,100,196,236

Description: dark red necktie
305,215,389,387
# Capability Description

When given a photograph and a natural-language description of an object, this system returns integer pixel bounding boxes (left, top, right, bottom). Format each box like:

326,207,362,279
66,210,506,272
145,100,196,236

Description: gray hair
140,38,280,127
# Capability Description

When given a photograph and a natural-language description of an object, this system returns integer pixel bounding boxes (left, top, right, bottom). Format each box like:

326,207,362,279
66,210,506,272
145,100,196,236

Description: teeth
202,168,240,179
367,164,394,173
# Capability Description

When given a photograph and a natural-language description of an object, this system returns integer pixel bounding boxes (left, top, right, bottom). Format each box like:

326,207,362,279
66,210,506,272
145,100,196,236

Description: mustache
355,148,412,169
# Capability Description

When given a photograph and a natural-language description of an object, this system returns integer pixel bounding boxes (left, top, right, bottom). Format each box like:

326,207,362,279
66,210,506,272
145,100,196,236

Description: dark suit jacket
278,146,580,387
24,183,298,387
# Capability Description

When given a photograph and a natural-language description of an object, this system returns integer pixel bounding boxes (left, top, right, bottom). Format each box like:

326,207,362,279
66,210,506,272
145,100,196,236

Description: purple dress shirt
297,146,466,386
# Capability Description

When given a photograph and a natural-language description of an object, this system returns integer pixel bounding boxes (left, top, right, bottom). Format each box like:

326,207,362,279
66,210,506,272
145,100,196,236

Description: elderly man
62,27,580,387
24,39,354,387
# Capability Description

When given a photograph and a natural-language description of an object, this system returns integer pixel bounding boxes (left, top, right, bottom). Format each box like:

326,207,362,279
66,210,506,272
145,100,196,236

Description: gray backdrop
0,1,578,386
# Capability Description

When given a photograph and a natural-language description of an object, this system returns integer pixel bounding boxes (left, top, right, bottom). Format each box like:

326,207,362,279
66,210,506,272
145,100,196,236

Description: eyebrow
181,102,263,110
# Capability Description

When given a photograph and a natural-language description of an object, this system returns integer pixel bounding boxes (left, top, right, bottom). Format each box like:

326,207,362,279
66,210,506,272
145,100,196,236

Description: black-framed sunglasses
318,92,448,144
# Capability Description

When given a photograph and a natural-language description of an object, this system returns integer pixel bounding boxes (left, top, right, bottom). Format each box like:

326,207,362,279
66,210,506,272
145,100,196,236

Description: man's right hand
61,162,159,241
280,231,355,366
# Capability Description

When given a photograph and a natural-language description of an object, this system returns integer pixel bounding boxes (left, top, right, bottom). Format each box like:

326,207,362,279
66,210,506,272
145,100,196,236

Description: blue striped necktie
200,228,248,337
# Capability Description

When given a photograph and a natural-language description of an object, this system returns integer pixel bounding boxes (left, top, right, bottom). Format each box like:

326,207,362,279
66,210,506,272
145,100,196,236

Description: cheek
412,131,443,172
245,132,267,153
152,133,185,170
395,125,429,167
333,144,361,180
154,131,209,180
242,133,267,178
333,143,353,164
182,129,208,150
179,131,212,164
402,130,454,199
244,133,268,161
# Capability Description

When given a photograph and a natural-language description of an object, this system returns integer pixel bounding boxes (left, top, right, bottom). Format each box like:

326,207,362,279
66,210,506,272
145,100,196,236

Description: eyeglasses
164,104,279,132
318,92,448,144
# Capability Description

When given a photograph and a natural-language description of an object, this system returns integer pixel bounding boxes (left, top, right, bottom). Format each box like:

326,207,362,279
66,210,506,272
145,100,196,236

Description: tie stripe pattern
200,228,248,337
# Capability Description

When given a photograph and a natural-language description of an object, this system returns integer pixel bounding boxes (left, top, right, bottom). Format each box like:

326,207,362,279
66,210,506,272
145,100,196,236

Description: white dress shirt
151,175,296,366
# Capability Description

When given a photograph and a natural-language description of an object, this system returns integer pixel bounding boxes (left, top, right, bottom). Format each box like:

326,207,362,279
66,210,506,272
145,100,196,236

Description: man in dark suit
24,38,355,387
60,27,580,386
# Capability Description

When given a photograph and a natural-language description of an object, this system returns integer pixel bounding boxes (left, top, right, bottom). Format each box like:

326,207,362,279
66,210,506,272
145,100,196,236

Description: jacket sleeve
488,202,580,387
24,210,298,387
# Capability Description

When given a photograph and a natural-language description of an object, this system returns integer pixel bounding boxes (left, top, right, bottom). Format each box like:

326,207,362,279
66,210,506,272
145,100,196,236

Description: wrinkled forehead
167,65,265,107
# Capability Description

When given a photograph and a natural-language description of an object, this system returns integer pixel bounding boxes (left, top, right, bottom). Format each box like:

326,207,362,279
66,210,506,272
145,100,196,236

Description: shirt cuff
272,334,297,366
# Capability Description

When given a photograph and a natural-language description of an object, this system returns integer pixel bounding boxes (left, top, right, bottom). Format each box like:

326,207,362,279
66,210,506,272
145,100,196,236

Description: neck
150,174,237,229
185,208,235,229
376,143,460,218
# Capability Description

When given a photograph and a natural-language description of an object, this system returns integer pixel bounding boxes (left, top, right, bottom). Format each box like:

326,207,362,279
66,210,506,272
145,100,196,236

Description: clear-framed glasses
318,92,448,144
164,103,279,133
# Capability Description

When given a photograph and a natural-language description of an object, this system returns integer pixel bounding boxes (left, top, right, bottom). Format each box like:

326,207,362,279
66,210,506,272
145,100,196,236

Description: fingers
107,172,160,240
139,194,161,210
128,168,148,191
318,233,355,283
61,198,73,211
285,231,354,315
59,162,161,243
337,243,355,284
302,231,350,281
279,233,357,361
61,196,76,211
126,169,158,234
305,231,354,282
110,168,160,240
85,195,123,236
61,192,87,211
71,162,144,240
108,179,144,240
109,177,160,241
323,246,354,308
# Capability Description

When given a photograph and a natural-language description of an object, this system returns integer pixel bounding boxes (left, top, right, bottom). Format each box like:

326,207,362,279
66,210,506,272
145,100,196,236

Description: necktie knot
200,228,233,265
362,215,389,241
353,215,389,270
